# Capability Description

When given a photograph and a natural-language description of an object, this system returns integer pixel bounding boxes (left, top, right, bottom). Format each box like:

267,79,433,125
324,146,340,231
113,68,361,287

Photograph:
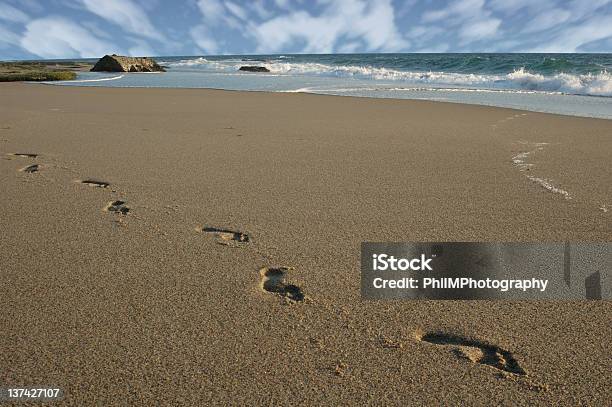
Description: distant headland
0,54,168,82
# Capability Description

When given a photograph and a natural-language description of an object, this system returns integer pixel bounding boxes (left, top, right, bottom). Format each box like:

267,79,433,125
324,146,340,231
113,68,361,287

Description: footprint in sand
259,267,305,302
104,200,130,215
19,164,40,173
79,179,110,188
196,226,249,245
417,331,526,375
10,153,38,158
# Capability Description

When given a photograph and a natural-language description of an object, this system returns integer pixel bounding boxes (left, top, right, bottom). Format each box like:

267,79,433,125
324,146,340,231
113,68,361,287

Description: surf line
511,140,572,200
46,75,125,84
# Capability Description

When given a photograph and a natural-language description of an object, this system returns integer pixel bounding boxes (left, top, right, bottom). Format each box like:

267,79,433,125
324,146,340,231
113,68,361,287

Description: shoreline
37,80,612,120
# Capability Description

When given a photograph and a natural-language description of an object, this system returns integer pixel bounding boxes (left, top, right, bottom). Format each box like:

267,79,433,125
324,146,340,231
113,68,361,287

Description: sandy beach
0,82,610,405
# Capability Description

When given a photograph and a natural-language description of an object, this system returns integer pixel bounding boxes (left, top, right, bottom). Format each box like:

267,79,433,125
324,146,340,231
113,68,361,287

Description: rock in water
91,54,166,72
238,66,270,72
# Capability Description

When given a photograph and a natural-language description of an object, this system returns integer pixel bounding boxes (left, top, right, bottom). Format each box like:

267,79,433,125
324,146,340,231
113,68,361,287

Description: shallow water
49,53,612,119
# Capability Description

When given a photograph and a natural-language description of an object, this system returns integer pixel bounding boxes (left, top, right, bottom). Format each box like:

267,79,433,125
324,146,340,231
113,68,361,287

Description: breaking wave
163,57,612,97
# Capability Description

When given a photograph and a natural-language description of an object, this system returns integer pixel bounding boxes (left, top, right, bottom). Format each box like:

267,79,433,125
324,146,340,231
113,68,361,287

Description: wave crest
163,58,612,97
506,68,612,96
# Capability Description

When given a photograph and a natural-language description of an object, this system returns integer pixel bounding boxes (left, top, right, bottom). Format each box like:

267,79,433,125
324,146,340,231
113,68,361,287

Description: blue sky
1,0,612,60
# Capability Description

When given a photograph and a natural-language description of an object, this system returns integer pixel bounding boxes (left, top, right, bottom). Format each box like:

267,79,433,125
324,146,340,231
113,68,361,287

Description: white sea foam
527,176,572,199
512,152,533,171
281,87,314,93
164,57,210,66
301,86,551,95
49,74,125,84
506,68,612,97
164,58,612,97
510,141,572,200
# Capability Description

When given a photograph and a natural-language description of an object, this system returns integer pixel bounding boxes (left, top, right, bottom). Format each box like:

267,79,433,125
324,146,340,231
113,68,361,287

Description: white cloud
190,24,218,54
350,0,409,50
487,0,553,14
530,15,612,52
460,18,501,41
417,0,502,48
407,25,444,41
252,14,331,53
195,0,242,29
225,2,248,21
0,23,20,45
0,2,29,23
80,0,164,41
566,0,612,20
128,40,156,57
521,8,571,33
338,41,361,53
250,1,273,19
195,0,225,23
274,0,290,9
20,16,117,58
423,0,486,23
249,0,408,53
5,0,611,58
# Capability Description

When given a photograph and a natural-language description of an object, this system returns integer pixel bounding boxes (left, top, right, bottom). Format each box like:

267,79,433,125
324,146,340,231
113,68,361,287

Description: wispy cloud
423,0,486,23
190,24,219,54
249,0,408,53
0,23,20,46
529,15,612,52
421,0,501,46
127,39,156,57
459,18,500,42
80,0,164,41
224,2,248,21
521,8,571,34
195,0,229,25
487,0,553,14
1,0,612,59
0,2,30,23
20,16,117,58
566,0,612,20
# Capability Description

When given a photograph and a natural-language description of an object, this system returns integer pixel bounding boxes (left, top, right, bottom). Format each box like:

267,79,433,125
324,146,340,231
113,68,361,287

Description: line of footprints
8,150,535,382
193,225,306,303
10,151,305,304
11,152,129,216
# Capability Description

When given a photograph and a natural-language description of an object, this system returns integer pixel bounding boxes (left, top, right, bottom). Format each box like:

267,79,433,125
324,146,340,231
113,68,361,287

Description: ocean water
51,54,612,119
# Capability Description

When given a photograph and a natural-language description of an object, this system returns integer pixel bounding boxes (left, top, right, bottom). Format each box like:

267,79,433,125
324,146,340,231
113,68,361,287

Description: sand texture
0,83,611,405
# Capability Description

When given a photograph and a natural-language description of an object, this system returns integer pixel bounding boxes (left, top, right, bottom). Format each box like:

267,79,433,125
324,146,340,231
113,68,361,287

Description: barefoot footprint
10,153,38,158
104,200,130,215
79,179,110,188
20,164,39,173
418,331,526,375
259,267,305,302
196,226,249,245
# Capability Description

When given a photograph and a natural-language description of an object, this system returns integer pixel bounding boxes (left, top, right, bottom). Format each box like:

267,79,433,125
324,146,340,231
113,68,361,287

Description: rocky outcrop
91,54,165,72
239,66,270,72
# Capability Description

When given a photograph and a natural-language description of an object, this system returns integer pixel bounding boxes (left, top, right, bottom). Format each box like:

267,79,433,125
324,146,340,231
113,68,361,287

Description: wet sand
0,82,610,405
